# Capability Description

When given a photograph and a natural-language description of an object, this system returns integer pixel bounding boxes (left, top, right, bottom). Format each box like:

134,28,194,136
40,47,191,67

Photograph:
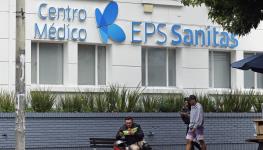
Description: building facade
0,0,263,93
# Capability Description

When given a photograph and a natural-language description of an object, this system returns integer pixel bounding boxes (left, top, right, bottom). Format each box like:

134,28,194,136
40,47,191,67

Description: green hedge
1,87,263,113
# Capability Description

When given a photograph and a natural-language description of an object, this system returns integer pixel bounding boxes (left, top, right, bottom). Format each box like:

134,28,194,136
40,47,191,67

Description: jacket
180,105,190,125
189,102,204,129
116,123,144,145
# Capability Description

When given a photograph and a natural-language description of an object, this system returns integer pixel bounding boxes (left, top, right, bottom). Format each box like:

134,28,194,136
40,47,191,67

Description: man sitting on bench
116,116,144,150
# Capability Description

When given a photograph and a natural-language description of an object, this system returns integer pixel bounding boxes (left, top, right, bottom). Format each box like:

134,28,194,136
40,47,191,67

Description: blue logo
95,1,126,43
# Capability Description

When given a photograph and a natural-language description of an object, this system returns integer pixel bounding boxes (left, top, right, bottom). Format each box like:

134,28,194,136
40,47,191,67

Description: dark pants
186,126,201,150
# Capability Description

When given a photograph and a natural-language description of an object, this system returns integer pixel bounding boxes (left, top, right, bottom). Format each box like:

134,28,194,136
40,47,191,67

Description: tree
182,0,263,36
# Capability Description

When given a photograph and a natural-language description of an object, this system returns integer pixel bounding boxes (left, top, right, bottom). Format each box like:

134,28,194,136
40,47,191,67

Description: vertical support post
15,0,26,149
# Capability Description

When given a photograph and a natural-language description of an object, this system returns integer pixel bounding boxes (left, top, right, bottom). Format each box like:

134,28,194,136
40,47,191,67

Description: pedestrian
180,97,201,150
185,95,207,150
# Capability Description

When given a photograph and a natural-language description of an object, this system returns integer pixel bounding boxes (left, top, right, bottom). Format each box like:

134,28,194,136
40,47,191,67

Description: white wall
0,0,262,93
0,0,16,91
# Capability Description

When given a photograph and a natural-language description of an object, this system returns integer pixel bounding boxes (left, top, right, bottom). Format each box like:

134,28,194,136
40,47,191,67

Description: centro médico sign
34,2,239,49
35,3,88,41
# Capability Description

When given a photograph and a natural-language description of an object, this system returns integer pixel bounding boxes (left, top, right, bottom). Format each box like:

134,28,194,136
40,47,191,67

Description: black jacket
116,123,144,145
180,106,190,125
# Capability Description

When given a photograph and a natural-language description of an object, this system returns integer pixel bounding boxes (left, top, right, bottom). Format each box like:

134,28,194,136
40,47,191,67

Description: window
244,53,255,89
244,53,263,89
209,51,231,88
142,47,176,87
78,45,106,85
31,43,64,85
258,74,263,89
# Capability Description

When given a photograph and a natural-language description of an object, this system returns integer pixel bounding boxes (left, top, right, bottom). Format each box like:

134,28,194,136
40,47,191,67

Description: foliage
1,87,263,113
181,0,263,35
159,94,184,112
0,91,15,112
222,90,253,112
58,94,84,112
102,85,142,112
95,93,108,112
116,87,128,112
105,85,120,112
30,89,56,112
81,92,96,112
196,94,216,112
126,88,142,112
142,95,160,112
251,91,263,112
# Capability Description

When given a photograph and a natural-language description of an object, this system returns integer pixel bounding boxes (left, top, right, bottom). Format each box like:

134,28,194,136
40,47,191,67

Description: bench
90,138,116,150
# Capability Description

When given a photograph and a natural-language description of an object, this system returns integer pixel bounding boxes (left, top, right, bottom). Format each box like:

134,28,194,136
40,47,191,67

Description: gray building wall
0,113,260,150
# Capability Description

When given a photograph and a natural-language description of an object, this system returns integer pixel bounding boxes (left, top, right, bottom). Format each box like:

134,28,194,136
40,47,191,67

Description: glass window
31,42,64,85
31,43,37,84
257,74,263,89
244,52,263,89
168,50,176,86
78,45,107,85
98,46,106,85
142,47,176,87
142,48,146,86
209,51,231,88
244,53,255,89
209,52,213,87
78,45,95,85
148,48,167,86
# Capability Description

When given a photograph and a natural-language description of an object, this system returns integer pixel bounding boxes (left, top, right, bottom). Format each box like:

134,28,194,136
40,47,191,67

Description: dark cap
188,95,197,101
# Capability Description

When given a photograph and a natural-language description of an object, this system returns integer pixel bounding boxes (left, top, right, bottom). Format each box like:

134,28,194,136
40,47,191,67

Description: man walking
180,97,201,150
186,95,206,150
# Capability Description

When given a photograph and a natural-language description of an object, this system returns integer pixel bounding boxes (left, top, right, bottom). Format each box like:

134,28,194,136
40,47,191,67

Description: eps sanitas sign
34,1,238,49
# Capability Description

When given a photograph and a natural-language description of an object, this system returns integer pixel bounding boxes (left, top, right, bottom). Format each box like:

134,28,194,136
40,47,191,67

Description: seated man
116,116,144,150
